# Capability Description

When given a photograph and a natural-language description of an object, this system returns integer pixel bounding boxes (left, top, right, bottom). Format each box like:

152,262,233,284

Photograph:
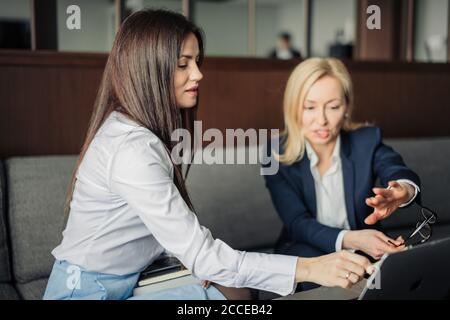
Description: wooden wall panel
1,51,450,157
356,0,403,61
0,51,105,156
351,67,450,137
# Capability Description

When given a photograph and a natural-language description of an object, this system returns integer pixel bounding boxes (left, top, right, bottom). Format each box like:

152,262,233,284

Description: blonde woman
264,58,421,291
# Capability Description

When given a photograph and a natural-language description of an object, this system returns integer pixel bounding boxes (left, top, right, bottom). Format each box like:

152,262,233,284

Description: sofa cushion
5,156,78,284
186,146,282,251
0,161,12,283
16,277,48,300
0,282,20,300
380,138,450,230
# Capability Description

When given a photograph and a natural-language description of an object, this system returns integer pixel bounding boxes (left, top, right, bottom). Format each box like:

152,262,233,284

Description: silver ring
345,272,351,279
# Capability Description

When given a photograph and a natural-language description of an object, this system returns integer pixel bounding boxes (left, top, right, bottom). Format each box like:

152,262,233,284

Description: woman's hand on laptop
342,229,405,260
295,251,374,289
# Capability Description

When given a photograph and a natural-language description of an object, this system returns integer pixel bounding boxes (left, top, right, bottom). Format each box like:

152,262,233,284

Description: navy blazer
263,127,421,254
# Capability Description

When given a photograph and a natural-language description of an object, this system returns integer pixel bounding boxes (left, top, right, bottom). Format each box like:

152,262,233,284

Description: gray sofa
1,137,449,300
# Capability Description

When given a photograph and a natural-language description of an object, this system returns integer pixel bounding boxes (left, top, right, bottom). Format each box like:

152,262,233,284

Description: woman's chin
306,135,335,146
177,101,197,109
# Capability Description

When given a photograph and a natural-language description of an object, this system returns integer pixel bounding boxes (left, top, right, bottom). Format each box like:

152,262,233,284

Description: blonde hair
276,57,365,165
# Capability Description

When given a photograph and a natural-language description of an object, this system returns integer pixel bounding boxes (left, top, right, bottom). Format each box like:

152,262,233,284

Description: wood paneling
356,0,403,61
0,51,105,156
1,51,450,157
200,57,450,139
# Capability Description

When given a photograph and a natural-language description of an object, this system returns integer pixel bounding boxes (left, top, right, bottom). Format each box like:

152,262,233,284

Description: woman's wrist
342,230,358,250
295,257,312,283
398,182,414,203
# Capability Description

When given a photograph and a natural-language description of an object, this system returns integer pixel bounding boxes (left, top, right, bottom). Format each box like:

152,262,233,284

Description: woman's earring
344,113,349,119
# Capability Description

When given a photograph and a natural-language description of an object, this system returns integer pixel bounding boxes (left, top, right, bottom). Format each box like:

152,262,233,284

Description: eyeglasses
404,206,437,246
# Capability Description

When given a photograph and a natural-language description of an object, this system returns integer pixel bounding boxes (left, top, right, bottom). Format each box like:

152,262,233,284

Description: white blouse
52,111,297,296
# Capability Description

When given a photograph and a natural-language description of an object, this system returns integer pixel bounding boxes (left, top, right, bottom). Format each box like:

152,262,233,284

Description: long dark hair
64,9,204,216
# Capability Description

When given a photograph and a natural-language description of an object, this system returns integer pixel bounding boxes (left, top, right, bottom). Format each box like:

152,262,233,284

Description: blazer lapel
341,132,357,230
296,156,317,218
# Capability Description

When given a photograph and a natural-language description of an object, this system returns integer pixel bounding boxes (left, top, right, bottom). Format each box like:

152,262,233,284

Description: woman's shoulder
108,129,173,182
342,126,383,157
345,125,382,144
119,129,170,165
98,112,171,168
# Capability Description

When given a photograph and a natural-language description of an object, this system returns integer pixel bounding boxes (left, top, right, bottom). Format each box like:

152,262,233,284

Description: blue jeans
43,260,226,300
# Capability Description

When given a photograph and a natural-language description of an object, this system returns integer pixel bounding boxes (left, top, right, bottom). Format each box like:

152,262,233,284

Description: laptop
358,236,450,300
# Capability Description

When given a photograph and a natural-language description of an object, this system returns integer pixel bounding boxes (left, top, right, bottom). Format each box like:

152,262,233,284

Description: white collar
305,135,341,168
